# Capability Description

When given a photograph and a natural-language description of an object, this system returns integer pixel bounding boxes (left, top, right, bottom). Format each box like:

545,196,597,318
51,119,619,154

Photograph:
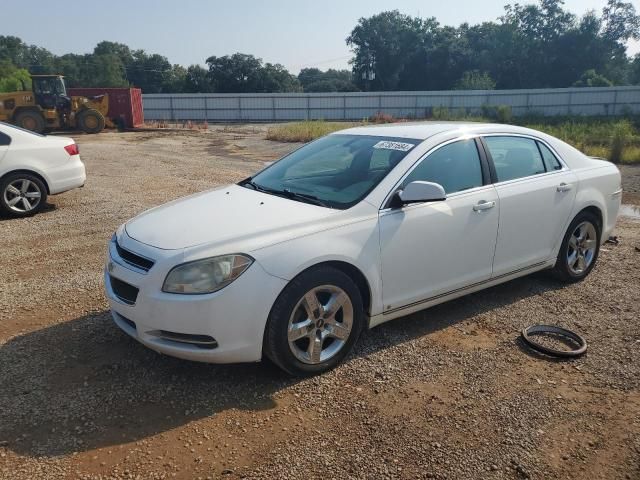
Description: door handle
473,200,496,212
557,183,573,192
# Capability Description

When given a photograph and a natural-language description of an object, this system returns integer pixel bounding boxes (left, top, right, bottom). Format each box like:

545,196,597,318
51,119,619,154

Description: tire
263,265,365,376
552,211,601,283
0,173,47,218
14,110,45,134
77,109,105,134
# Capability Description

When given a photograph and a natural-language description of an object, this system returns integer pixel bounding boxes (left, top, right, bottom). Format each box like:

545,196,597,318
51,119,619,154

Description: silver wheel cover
567,221,597,275
287,285,354,364
3,179,42,213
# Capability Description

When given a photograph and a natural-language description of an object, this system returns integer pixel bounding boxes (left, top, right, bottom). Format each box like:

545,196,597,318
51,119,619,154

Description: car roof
335,121,540,140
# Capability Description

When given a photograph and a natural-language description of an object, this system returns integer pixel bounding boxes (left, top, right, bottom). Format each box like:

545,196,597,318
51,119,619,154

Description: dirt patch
1,126,639,479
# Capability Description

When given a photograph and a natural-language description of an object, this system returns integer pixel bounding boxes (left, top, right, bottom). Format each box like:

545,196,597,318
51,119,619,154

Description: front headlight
162,254,253,294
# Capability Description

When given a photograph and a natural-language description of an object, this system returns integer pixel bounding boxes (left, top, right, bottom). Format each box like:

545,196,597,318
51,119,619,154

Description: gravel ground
1,126,639,480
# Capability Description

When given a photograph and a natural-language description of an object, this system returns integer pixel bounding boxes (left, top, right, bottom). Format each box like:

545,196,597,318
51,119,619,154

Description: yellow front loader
0,75,112,134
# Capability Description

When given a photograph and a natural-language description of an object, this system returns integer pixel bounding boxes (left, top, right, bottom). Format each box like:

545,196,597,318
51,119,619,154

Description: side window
0,131,10,146
404,139,483,194
484,136,546,182
537,141,562,171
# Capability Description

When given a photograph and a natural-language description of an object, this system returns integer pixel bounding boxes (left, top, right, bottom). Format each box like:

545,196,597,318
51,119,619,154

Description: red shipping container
67,87,144,128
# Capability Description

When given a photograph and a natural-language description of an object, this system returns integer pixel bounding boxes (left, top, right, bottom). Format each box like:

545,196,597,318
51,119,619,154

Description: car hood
125,184,338,250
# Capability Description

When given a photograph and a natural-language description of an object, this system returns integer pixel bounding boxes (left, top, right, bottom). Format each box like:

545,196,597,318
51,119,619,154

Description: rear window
537,141,563,171
0,131,10,146
484,136,546,182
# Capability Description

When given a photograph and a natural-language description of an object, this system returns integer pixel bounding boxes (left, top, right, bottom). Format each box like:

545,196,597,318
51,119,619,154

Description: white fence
142,86,640,122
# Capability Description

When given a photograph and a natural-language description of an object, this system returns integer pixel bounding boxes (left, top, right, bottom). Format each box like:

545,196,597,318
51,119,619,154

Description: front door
379,138,499,314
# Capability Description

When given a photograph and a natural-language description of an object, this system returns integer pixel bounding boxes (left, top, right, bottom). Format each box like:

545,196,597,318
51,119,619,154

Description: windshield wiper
240,178,263,191
280,189,330,208
240,179,329,207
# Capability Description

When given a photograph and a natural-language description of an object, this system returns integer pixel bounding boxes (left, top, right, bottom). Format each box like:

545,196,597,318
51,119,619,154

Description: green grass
266,120,360,142
520,118,640,164
266,117,640,164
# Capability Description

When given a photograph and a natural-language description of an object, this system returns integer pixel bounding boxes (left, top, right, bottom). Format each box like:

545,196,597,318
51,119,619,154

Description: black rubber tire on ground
0,172,48,218
263,265,365,376
77,109,106,134
552,210,601,283
14,110,45,134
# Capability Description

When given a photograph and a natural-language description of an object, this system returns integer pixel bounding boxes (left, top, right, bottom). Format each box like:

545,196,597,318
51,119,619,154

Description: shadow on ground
0,202,57,221
0,272,566,457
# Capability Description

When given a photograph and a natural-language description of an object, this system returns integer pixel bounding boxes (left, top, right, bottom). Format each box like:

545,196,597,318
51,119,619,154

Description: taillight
64,144,79,156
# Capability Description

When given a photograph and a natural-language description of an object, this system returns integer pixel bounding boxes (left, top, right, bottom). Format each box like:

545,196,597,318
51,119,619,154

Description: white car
105,122,621,375
0,122,86,217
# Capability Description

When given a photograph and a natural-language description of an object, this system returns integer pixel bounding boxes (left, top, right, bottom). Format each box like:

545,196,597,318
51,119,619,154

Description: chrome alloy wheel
3,179,42,213
287,285,354,364
567,221,597,275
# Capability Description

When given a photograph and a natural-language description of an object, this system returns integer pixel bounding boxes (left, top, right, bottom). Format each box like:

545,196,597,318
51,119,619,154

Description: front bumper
104,233,287,363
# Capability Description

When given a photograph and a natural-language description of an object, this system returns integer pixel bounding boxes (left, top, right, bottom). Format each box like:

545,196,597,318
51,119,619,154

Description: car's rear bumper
48,155,86,194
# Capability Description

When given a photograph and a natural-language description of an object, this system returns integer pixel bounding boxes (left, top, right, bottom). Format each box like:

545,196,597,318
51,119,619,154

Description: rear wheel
77,109,105,134
14,110,45,134
552,211,601,283
0,173,47,218
263,266,365,376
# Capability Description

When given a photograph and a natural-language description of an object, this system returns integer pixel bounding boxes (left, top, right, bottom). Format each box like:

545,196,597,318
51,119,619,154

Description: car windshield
242,134,421,209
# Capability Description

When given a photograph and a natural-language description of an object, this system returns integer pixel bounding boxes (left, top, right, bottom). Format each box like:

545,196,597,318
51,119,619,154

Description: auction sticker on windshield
373,141,415,152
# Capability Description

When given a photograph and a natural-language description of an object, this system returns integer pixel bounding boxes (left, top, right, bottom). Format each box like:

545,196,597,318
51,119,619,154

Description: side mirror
390,181,446,208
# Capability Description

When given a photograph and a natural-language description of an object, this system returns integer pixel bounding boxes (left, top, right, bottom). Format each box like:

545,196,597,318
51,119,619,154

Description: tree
572,69,613,87
454,70,496,90
126,51,172,92
500,0,577,87
347,0,640,90
258,63,301,92
206,53,263,92
93,41,134,66
184,65,214,93
347,11,434,91
298,68,323,88
0,62,31,92
298,68,358,92
601,0,640,44
630,54,640,84
205,53,300,93
163,65,187,93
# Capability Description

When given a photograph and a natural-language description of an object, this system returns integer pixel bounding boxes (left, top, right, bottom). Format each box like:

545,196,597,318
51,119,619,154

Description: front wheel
263,266,365,376
77,109,105,134
552,211,601,283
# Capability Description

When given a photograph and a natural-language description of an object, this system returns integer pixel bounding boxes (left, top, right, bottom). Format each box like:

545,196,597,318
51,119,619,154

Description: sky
6,0,640,73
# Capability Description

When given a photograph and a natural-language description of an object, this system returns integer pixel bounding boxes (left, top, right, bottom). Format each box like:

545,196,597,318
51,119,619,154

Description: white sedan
0,122,86,217
105,122,621,375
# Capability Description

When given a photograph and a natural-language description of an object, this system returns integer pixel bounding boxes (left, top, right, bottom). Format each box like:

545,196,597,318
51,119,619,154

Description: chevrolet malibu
105,123,621,375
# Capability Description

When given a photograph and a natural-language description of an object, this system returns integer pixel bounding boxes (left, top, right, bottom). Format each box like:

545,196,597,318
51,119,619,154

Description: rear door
482,135,577,277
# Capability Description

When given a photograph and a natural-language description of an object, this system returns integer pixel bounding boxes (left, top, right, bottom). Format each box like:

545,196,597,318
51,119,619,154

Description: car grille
115,240,155,272
109,275,139,305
